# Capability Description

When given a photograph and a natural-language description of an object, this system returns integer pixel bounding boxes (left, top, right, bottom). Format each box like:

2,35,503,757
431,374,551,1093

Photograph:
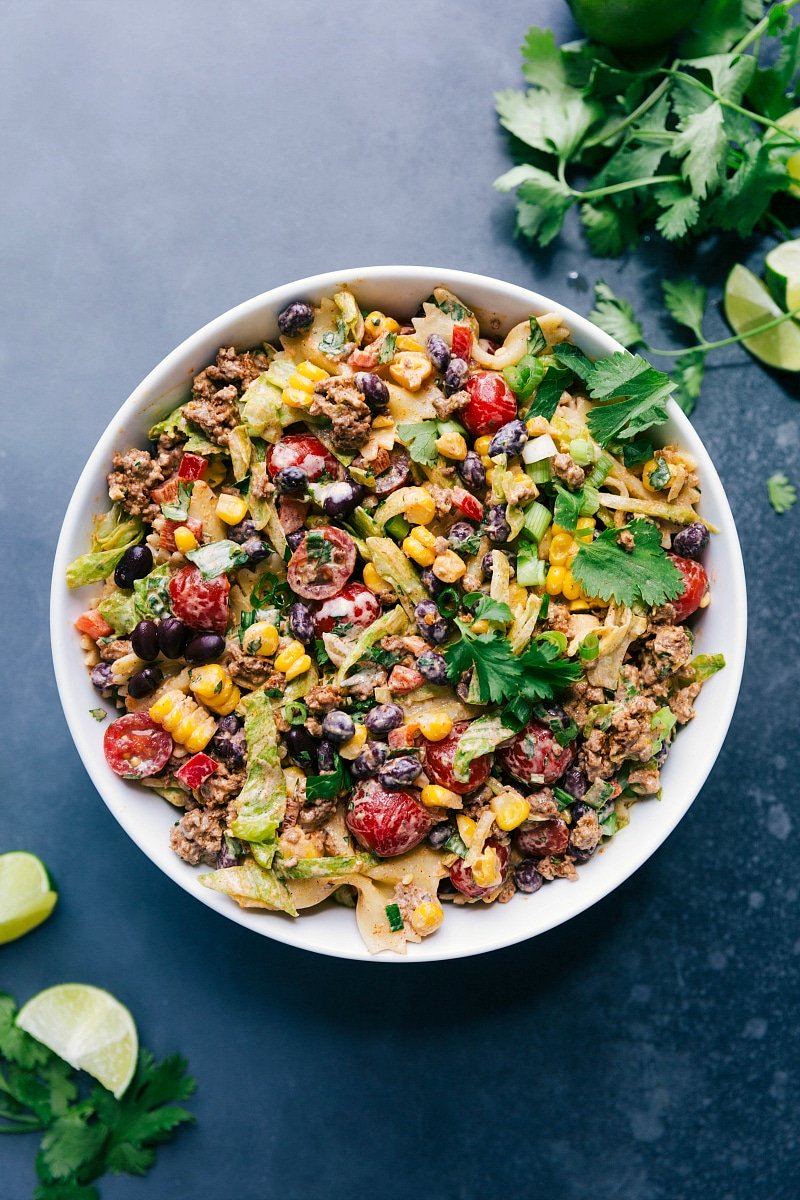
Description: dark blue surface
2,2,799,1197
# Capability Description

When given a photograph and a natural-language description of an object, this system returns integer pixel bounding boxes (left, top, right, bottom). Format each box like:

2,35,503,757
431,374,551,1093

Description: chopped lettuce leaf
365,537,427,612
240,375,290,443
228,426,252,482
147,404,188,440
452,714,517,783
133,563,174,619
230,692,287,852
248,462,288,557
161,480,194,522
66,547,130,589
276,854,377,880
66,505,145,589
200,859,297,916
97,589,138,635
186,540,249,579
335,605,408,685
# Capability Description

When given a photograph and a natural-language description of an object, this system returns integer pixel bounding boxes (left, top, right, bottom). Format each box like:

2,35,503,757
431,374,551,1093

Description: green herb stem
571,173,683,201
733,0,800,53
649,305,800,357
668,69,800,144
581,77,669,152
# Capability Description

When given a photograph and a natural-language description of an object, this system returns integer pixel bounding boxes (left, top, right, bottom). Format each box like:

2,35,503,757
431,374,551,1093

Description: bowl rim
50,265,747,962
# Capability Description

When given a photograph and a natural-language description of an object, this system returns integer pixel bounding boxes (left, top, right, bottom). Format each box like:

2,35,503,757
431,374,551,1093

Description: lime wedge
0,852,58,944
765,239,800,311
776,108,800,198
724,264,800,372
17,985,138,1098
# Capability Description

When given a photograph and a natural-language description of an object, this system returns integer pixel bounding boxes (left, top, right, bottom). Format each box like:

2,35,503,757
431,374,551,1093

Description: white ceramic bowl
50,266,747,962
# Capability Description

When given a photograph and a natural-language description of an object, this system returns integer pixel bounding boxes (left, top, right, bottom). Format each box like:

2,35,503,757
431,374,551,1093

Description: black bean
114,544,153,589
379,756,422,789
444,357,469,396
514,860,544,894
488,420,528,459
321,477,364,518
672,522,710,561
131,619,159,661
128,666,163,699
428,821,454,849
481,549,515,581
157,617,188,658
569,844,596,865
416,650,448,685
288,602,315,645
374,452,411,497
277,301,315,337
287,530,304,552
456,670,473,703
483,504,510,544
216,838,241,869
228,518,259,545
420,568,447,596
355,372,390,412
286,727,318,772
448,521,477,549
184,633,225,664
414,599,449,645
426,334,451,372
210,715,246,768
317,739,336,773
322,710,355,743
561,766,588,799
457,452,486,491
241,537,269,564
275,466,308,494
91,663,113,690
351,742,389,779
365,704,404,735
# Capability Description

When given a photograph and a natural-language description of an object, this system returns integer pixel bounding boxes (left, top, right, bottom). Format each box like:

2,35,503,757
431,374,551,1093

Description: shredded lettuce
365,537,427,612
229,692,287,855
452,715,517,783
276,854,377,880
186,540,248,580
651,706,677,755
66,505,145,589
97,590,137,635
335,605,408,686
228,426,252,482
147,404,188,440
200,859,297,916
240,375,290,442
596,492,718,531
683,653,726,683
133,563,174,620
247,462,288,558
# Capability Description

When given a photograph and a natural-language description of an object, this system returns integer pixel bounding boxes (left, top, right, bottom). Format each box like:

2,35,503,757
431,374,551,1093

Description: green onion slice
579,632,600,662
537,630,568,655
283,700,309,726
436,587,461,618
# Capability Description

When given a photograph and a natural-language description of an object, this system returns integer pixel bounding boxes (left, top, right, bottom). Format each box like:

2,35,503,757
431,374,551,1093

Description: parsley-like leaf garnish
767,472,797,514
585,353,676,446
571,519,685,608
397,420,444,466
589,282,645,349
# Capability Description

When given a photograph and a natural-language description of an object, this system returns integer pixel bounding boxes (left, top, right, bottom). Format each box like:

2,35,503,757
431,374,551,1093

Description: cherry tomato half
451,323,473,361
515,818,569,859
266,434,338,482
168,565,230,635
461,372,517,436
668,553,708,622
452,487,484,522
104,713,173,779
449,839,510,899
346,780,434,857
496,719,575,786
422,719,493,796
313,582,380,636
287,527,357,601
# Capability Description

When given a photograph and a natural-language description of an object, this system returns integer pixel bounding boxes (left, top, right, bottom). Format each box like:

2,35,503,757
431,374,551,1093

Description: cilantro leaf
397,420,442,466
673,102,728,200
305,754,349,801
571,519,685,608
553,485,584,531
653,184,701,241
160,480,194,522
445,630,524,705
517,640,583,700
766,472,797,514
580,201,636,256
662,279,707,342
673,350,706,416
525,363,573,420
589,282,645,349
585,353,675,446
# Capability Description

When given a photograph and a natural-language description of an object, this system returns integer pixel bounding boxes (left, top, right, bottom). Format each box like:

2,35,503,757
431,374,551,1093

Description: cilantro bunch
0,993,195,1199
495,2,800,254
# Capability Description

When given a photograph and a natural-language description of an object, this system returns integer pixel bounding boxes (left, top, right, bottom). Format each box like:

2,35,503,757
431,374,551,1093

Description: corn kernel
282,386,313,409
431,551,466,583
456,813,478,845
150,690,216,751
395,335,425,352
296,360,329,382
546,564,565,595
285,653,311,681
189,665,240,715
339,722,368,760
403,535,435,567
402,489,436,526
363,562,389,594
411,524,435,547
421,784,462,809
363,311,400,342
410,900,444,935
242,621,279,657
287,372,315,394
216,493,248,525
642,456,678,492
491,792,531,831
435,431,468,461
274,641,305,672
548,531,575,566
561,569,582,601
470,618,489,634
471,845,502,889
480,455,493,469
474,436,492,456
173,525,198,554
418,712,453,742
389,352,433,392
569,598,592,612
575,518,596,544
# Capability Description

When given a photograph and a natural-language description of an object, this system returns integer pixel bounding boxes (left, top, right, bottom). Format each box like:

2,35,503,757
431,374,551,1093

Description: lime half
765,239,800,312
724,264,800,372
0,852,58,944
776,108,800,198
17,984,138,1098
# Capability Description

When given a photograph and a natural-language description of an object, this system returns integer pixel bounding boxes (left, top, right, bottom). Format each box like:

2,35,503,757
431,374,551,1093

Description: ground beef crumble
107,449,164,518
309,377,372,452
304,684,344,713
432,387,469,420
170,803,234,866
552,452,585,490
184,385,240,447
225,644,284,691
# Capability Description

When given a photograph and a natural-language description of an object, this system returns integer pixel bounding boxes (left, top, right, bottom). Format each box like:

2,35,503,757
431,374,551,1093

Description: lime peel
724,263,800,372
0,851,58,944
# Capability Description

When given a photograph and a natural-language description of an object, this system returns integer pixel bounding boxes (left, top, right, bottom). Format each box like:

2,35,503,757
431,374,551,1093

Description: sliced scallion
283,700,309,726
586,453,613,488
436,587,461,619
579,632,600,662
537,630,568,655
580,485,600,516
525,459,552,485
569,437,596,467
522,501,552,543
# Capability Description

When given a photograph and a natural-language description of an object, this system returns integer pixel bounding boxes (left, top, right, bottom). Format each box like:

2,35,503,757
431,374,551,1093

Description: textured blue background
2,2,799,1197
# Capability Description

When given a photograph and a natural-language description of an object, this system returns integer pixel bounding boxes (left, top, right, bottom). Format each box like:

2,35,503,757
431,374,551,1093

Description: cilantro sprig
767,472,797,513
444,594,582,704
494,5,800,254
571,519,685,609
0,993,195,1197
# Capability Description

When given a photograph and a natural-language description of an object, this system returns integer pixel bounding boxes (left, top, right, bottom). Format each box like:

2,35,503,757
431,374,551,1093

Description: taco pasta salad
68,287,724,953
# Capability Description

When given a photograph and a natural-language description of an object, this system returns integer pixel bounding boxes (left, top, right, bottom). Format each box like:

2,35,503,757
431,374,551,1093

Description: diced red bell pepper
175,752,218,790
178,453,207,480
452,487,484,521
159,516,203,552
74,609,113,639
388,664,425,694
349,343,382,370
150,474,180,505
451,324,472,361
388,725,418,750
